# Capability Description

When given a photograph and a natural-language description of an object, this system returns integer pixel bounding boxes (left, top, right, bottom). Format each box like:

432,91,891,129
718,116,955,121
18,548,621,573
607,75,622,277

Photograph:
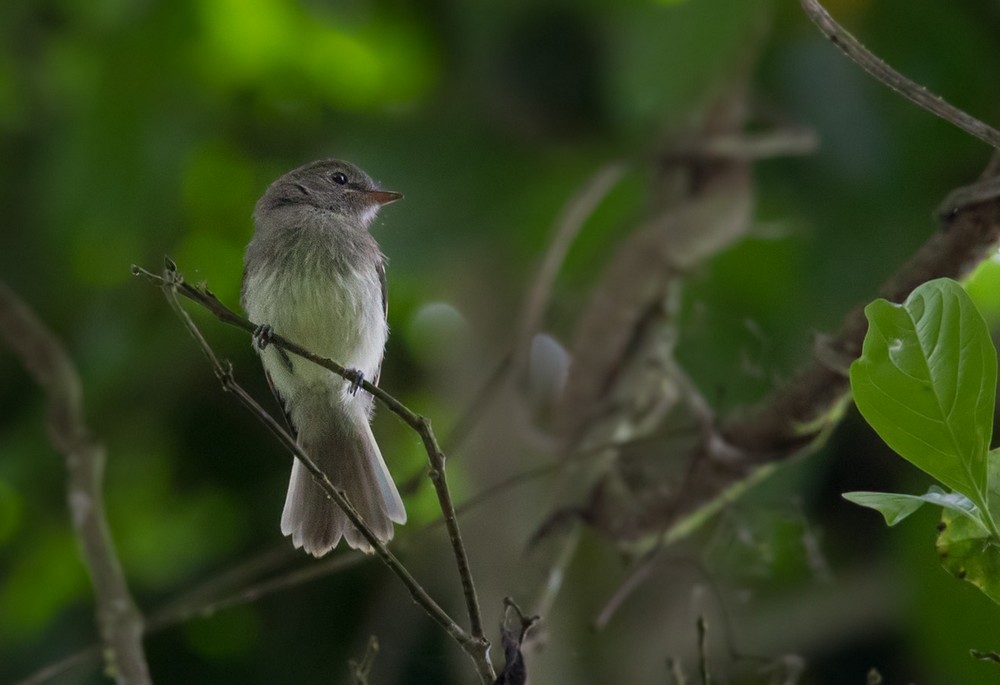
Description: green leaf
850,278,997,515
843,488,988,532
937,507,1000,606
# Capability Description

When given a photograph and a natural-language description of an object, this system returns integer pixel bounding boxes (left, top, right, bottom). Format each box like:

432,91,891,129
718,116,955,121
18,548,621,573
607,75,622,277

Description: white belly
243,266,387,406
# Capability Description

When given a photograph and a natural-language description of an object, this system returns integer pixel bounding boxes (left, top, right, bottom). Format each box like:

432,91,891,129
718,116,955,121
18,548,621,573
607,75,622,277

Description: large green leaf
936,508,1000,606
850,279,996,515
843,488,987,532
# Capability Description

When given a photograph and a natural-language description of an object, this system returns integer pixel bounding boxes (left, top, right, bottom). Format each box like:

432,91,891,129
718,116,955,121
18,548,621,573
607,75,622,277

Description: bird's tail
281,402,406,556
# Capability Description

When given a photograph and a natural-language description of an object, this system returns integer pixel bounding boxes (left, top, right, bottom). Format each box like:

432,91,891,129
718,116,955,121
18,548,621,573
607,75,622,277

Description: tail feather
281,409,405,557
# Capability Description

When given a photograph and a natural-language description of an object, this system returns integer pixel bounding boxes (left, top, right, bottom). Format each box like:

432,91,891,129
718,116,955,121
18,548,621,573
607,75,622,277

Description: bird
241,159,406,556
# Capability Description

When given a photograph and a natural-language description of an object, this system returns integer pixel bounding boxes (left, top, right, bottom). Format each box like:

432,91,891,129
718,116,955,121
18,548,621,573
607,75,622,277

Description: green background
2,0,1000,683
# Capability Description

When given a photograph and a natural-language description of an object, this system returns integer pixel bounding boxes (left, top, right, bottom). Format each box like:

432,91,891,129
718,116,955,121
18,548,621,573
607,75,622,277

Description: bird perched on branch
242,159,406,556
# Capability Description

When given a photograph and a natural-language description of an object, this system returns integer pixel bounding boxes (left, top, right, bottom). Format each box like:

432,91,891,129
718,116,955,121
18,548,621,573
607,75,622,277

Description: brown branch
17,449,563,685
0,282,151,685
801,0,1000,150
717,152,1000,481
716,0,1000,466
134,261,495,682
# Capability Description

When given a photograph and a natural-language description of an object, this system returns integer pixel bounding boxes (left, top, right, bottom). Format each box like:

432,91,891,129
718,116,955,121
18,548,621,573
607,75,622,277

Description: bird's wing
265,359,297,440
373,259,388,387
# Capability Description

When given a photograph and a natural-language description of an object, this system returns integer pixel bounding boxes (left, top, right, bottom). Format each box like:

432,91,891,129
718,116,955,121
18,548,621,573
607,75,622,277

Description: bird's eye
331,172,348,185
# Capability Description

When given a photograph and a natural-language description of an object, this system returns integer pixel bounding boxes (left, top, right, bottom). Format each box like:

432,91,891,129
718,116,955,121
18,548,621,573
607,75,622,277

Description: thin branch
348,635,380,685
441,162,627,461
512,162,627,378
149,553,365,630
0,282,151,685
801,0,1000,150
143,261,495,682
14,647,101,685
150,546,293,623
592,551,658,631
17,451,564,685
443,352,511,455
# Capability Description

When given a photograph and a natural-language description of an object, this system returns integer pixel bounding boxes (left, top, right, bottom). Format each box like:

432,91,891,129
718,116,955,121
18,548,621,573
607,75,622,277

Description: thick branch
723,156,1000,456
0,282,151,685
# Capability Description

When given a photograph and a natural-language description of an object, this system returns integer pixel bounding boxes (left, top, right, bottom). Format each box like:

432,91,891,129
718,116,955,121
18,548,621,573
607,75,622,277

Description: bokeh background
2,0,1000,683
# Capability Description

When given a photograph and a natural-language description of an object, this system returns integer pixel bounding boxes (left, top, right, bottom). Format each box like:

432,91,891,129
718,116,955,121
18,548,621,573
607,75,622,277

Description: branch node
214,359,236,392
502,596,540,642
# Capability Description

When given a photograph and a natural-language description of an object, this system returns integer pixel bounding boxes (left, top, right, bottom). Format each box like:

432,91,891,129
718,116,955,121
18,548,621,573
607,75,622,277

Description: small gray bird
241,159,406,556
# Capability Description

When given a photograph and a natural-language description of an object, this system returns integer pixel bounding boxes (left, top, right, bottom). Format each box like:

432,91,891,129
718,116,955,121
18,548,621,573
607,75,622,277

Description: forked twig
134,260,495,682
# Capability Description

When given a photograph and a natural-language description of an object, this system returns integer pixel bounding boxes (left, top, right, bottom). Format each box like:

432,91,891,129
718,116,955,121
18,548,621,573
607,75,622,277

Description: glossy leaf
850,279,997,513
843,488,987,533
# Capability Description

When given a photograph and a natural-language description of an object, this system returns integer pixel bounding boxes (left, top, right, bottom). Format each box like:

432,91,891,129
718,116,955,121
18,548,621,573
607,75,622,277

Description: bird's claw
345,368,365,395
253,324,274,351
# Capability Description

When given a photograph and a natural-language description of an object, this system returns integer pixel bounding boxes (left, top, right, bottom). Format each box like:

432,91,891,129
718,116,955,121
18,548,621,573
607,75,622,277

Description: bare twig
443,353,512,454
139,260,495,682
14,647,102,685
149,553,365,630
18,452,564,685
592,550,658,631
440,162,628,462
0,282,151,685
150,545,293,624
512,162,627,377
801,0,1000,150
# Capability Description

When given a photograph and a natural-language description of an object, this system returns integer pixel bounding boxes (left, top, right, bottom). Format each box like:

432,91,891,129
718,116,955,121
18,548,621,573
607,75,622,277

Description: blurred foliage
1,0,1000,683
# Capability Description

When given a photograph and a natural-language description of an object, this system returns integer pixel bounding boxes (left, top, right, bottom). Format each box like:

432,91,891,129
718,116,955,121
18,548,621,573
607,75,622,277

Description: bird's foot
252,324,274,351
344,368,365,395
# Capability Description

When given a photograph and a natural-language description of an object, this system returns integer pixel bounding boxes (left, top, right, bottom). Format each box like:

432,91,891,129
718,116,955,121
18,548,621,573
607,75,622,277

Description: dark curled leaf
493,625,527,685
936,508,1000,604
493,598,539,685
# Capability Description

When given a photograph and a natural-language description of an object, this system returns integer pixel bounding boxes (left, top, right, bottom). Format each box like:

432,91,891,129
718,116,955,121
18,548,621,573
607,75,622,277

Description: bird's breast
243,264,387,399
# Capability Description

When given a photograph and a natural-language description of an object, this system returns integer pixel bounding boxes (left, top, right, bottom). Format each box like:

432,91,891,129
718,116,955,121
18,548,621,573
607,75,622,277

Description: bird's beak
362,189,403,206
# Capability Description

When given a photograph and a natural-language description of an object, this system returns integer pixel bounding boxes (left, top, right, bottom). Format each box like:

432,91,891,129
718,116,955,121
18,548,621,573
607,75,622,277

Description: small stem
697,616,710,685
419,417,486,639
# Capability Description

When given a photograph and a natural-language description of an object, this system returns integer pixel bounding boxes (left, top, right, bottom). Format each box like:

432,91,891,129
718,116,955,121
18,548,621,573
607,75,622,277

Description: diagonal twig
512,162,628,379
801,0,1000,150
0,281,151,685
135,260,494,681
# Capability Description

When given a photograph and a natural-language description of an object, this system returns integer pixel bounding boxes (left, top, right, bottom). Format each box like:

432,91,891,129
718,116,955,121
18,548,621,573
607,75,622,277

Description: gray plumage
241,159,406,556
